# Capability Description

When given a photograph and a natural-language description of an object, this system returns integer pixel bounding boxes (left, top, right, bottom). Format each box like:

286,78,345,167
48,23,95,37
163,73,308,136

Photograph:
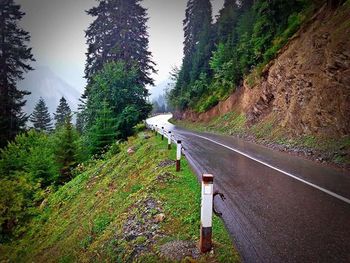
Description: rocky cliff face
179,3,350,139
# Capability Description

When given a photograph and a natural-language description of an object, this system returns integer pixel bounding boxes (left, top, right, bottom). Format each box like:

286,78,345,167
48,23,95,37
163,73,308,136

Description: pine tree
0,0,35,147
216,0,239,43
183,0,212,60
170,0,213,109
54,115,77,184
88,100,117,155
84,0,156,87
75,111,85,134
29,98,52,132
54,97,71,129
183,0,213,83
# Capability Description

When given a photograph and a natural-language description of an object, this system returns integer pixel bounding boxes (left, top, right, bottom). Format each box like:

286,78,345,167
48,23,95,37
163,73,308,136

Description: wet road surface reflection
146,114,350,263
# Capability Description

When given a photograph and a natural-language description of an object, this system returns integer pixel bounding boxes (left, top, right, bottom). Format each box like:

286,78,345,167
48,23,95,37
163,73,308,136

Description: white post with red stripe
176,140,182,172
168,131,172,150
200,174,213,253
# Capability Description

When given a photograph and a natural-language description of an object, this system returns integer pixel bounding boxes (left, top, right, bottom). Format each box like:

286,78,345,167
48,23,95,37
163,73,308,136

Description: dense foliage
168,0,311,112
1,84,82,241
0,0,34,148
86,100,117,155
0,131,55,241
53,116,80,184
81,61,152,154
0,120,85,240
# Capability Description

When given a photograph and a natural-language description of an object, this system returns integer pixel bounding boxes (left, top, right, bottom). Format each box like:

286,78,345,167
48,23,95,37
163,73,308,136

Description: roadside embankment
172,113,350,170
0,131,239,262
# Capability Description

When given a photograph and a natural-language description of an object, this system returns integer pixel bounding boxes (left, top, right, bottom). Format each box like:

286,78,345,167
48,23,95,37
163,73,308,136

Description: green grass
0,132,239,262
174,111,246,136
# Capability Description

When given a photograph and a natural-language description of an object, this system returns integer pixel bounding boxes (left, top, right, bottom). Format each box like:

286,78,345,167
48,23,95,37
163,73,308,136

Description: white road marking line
191,133,350,205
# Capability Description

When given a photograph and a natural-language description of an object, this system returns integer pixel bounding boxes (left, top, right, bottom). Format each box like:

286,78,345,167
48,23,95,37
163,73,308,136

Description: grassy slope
173,111,350,167
0,131,239,262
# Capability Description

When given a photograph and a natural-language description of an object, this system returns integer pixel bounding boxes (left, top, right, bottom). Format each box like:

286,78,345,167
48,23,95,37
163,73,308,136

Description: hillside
175,2,350,167
0,131,238,262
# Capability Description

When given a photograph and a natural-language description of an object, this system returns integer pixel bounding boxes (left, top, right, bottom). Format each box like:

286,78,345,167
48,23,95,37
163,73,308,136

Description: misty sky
17,0,224,94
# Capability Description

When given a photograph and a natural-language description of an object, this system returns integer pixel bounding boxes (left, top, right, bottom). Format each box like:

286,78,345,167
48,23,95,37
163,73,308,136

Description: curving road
146,114,350,263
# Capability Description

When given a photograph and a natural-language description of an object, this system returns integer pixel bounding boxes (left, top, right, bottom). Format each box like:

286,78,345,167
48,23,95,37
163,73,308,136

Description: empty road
147,114,350,263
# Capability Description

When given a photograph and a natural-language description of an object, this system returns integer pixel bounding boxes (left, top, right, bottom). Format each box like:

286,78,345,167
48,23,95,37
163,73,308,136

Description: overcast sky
17,0,224,94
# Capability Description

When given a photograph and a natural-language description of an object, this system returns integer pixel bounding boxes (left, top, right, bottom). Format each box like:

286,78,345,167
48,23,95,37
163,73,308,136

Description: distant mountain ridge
19,66,81,116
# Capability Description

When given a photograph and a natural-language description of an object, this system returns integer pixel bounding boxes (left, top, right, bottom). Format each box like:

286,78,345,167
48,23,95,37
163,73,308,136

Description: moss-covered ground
0,131,239,262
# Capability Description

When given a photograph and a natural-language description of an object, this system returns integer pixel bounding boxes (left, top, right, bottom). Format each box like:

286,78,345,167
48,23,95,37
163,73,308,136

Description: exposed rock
156,172,176,183
157,159,176,168
115,197,164,261
127,147,135,155
154,213,165,223
159,240,201,261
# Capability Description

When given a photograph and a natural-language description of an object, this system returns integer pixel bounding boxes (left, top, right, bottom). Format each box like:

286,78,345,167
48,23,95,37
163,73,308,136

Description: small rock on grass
154,213,165,223
127,147,135,155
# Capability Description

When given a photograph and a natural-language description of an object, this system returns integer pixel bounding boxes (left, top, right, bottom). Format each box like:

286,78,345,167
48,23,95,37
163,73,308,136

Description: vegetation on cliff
168,0,315,112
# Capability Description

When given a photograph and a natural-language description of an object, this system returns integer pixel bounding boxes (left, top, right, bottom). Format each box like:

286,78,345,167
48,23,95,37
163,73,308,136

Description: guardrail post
155,125,158,136
168,131,172,150
161,127,164,140
176,140,182,172
200,174,213,253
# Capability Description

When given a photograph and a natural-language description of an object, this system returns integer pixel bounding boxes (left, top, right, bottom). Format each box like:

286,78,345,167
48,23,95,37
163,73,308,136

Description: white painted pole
161,127,164,140
200,174,214,253
176,140,182,172
155,125,158,136
168,131,172,150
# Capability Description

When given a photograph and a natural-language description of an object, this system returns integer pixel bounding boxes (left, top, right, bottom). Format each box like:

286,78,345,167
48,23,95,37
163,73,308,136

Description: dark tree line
29,96,73,132
0,0,34,148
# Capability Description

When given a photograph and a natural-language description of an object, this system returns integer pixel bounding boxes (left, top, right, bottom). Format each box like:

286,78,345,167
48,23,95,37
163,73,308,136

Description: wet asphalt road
146,114,350,263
